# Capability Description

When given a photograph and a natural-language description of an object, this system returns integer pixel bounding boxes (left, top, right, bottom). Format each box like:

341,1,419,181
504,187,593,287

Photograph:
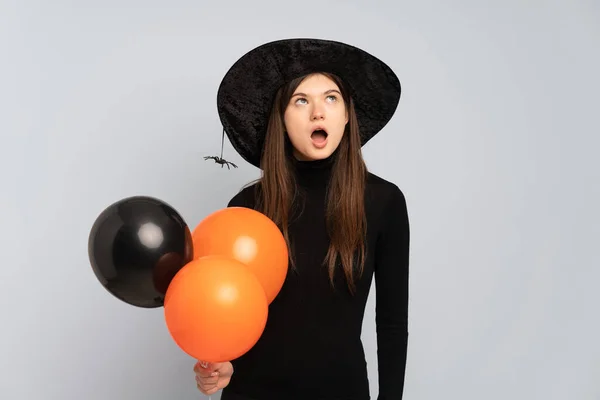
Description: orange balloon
192,207,288,304
163,255,268,363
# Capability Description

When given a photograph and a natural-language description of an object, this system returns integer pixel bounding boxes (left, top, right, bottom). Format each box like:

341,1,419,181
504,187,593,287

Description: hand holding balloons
194,361,233,396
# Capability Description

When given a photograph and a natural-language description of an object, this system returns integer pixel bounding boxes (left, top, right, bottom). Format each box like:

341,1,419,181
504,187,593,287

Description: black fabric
222,153,410,400
221,389,259,400
216,38,401,168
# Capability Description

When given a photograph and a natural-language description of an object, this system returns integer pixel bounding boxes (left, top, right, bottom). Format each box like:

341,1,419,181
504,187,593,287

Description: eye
326,95,338,102
294,98,307,105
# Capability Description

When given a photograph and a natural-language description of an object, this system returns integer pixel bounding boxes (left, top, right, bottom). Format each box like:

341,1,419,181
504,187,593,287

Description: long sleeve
374,185,410,400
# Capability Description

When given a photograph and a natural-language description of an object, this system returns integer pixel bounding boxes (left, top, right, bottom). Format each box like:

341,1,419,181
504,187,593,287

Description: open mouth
311,129,328,144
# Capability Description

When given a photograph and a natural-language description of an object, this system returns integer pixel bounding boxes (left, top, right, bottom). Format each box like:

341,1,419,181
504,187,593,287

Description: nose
311,103,325,120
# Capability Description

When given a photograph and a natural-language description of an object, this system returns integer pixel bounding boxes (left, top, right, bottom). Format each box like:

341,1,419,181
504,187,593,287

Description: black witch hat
209,38,401,169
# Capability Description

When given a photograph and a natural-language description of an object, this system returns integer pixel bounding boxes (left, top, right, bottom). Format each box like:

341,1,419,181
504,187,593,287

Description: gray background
1,0,599,399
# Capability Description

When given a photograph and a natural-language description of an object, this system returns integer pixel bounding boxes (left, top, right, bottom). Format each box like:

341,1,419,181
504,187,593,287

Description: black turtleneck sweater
222,155,410,400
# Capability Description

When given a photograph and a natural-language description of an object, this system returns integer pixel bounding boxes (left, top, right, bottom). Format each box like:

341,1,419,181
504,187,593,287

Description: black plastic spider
204,155,238,169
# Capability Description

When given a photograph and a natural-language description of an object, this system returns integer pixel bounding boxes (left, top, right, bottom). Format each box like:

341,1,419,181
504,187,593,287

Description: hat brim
216,38,401,168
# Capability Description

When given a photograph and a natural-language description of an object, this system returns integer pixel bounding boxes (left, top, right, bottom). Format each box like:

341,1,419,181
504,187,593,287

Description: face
283,73,348,161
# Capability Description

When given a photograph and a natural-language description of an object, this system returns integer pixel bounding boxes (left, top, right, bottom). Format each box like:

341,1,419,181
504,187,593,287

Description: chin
294,149,324,161
294,147,334,161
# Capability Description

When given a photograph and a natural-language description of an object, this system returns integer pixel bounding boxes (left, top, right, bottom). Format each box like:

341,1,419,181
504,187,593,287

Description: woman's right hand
193,360,234,396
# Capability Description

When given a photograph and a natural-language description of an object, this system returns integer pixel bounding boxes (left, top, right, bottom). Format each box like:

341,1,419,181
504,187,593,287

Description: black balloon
88,196,193,308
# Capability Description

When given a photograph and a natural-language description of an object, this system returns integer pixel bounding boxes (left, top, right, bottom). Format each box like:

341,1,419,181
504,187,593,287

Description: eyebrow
291,89,341,98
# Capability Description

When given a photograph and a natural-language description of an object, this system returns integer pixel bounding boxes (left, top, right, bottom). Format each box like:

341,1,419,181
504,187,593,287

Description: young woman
194,38,410,400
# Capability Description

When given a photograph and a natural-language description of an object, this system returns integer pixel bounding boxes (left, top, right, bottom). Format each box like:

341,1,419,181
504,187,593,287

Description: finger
194,360,215,368
212,363,232,378
203,385,221,396
194,362,218,377
196,374,219,386
196,383,210,396
196,380,217,393
197,382,220,396
196,369,218,378
194,361,211,372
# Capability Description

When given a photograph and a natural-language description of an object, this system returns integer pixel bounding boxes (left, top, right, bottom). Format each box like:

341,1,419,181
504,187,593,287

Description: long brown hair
254,72,367,293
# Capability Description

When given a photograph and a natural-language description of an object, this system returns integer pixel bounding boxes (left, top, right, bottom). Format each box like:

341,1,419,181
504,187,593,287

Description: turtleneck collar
290,149,338,188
